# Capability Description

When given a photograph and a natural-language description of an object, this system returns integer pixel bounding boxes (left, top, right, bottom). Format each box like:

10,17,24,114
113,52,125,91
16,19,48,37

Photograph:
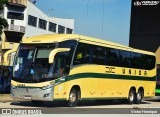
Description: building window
49,22,57,32
28,15,37,27
58,25,65,34
7,12,24,20
39,18,47,30
66,28,73,34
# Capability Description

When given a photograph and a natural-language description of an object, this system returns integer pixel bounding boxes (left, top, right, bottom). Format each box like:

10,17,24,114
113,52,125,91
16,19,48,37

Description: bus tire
135,89,143,104
67,88,79,107
31,100,44,106
127,89,136,104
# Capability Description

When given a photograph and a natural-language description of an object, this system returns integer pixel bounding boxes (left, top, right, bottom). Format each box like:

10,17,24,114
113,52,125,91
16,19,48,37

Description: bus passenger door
53,52,70,99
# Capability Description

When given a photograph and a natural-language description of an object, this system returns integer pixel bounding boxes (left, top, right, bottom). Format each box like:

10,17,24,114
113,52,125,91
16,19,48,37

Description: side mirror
49,48,70,63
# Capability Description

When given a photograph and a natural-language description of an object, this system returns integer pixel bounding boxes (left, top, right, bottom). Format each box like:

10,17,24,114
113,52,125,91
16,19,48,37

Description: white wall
24,1,74,38
3,1,74,38
24,1,53,37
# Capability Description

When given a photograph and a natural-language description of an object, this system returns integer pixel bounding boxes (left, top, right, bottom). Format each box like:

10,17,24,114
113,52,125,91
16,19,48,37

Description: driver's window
53,52,70,78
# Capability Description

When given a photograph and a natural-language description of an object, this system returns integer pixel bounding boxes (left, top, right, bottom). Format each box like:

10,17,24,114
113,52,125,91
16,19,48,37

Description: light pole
0,25,5,74
48,9,54,17
0,25,4,92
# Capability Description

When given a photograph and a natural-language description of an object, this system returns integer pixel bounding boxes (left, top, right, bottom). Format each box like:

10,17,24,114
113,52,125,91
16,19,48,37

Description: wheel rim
129,92,134,102
69,92,77,103
137,92,142,101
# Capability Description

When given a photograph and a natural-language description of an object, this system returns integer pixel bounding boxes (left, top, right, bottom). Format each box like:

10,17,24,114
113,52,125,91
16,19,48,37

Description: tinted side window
131,53,140,69
119,50,131,67
131,52,155,70
91,46,105,65
59,40,78,68
73,43,91,65
146,55,155,70
142,55,155,70
106,48,119,66
73,43,155,70
97,47,105,65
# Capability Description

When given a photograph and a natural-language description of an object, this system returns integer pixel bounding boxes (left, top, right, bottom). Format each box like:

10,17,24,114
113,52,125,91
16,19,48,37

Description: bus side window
106,48,119,66
147,56,155,70
119,50,131,68
73,48,83,65
73,43,91,65
95,46,105,65
53,52,70,78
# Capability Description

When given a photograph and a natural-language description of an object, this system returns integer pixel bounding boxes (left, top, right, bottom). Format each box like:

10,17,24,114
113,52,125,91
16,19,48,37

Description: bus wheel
135,90,143,104
127,89,136,104
31,100,44,106
67,88,79,107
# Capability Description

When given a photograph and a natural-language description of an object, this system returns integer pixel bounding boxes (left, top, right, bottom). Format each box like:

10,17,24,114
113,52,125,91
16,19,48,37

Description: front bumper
11,86,54,101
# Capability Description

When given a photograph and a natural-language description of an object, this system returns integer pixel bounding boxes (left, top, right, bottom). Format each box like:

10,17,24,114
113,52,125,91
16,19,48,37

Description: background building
2,0,74,42
0,0,74,93
0,0,74,66
129,0,160,91
129,0,160,53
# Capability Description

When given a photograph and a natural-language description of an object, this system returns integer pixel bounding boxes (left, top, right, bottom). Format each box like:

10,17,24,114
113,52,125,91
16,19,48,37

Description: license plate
23,95,32,100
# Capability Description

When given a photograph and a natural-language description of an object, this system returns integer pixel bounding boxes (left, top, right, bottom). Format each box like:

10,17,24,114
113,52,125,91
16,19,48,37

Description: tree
0,0,8,41
0,0,8,10
0,18,8,41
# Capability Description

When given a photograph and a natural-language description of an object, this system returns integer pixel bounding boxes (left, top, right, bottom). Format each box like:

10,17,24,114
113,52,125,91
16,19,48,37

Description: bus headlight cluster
44,93,50,98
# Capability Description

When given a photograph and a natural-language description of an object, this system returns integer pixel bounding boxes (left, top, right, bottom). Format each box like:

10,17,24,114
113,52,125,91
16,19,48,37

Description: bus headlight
44,93,50,98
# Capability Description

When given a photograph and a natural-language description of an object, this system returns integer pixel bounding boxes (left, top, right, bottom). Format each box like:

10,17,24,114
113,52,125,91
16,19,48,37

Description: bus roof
22,34,155,56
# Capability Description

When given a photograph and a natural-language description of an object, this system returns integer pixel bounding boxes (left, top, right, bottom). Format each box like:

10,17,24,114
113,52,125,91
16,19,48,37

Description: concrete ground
0,95,160,115
0,94,160,108
0,94,23,102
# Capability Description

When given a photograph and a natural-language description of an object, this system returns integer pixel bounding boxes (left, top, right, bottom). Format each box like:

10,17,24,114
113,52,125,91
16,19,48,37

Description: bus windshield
12,44,56,83
12,40,77,83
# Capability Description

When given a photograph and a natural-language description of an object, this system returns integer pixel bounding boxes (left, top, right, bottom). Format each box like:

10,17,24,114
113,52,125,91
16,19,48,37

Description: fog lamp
44,93,50,98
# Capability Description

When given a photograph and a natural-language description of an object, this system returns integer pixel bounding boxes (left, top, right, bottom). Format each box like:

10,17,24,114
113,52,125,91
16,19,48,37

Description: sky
36,0,131,46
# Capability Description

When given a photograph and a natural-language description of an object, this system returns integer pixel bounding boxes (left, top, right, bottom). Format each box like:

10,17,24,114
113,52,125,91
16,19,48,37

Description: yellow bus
11,34,156,107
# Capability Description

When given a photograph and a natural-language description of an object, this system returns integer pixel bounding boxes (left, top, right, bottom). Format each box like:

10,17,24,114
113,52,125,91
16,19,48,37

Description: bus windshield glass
12,40,77,83
13,44,56,83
